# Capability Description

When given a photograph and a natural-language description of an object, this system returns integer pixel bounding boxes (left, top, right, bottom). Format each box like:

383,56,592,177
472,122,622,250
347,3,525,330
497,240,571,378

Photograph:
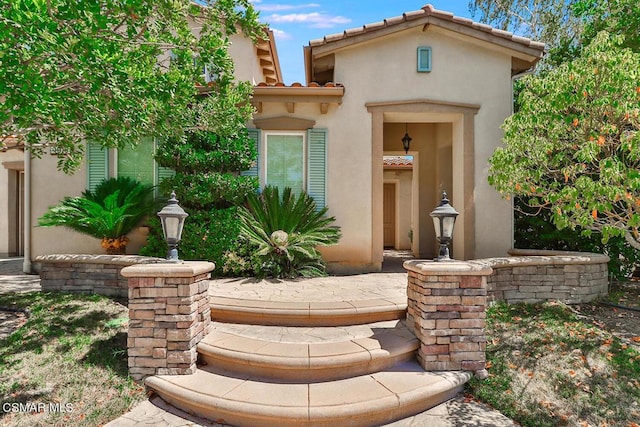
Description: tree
574,0,640,52
0,0,263,172
140,73,259,268
468,0,584,67
488,32,640,249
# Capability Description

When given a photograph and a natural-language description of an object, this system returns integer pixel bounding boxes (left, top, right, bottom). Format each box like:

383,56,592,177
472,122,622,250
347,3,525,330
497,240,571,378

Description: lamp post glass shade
430,192,458,261
157,191,188,262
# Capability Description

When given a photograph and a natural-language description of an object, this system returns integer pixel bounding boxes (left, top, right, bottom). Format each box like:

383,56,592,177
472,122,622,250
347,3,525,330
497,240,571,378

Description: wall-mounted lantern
402,123,412,154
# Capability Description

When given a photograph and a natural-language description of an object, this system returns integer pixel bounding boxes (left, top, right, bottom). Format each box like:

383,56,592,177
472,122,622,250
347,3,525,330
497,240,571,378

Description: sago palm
38,177,156,254
238,186,341,277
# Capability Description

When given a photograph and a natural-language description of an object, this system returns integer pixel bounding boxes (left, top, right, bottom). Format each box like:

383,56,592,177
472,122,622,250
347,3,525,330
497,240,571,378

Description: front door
383,183,396,248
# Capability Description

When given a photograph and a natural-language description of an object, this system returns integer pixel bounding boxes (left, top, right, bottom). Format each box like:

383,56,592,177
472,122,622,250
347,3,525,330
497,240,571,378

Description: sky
251,1,475,84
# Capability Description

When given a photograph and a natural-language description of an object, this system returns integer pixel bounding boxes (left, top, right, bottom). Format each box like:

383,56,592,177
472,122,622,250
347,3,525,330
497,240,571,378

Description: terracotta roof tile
309,3,545,53
384,156,414,167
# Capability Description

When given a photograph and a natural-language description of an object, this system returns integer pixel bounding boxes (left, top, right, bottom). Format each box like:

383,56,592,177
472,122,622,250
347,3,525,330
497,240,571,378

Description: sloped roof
309,4,544,54
256,29,282,84
306,3,545,82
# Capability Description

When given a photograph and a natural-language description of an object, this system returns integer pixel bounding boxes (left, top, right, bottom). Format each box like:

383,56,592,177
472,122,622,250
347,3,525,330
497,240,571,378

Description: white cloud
266,12,351,28
270,28,292,40
257,3,320,12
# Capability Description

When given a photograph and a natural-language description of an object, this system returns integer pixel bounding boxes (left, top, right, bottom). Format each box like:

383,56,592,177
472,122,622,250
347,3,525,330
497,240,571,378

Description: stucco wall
30,154,149,259
330,26,514,263
229,33,265,84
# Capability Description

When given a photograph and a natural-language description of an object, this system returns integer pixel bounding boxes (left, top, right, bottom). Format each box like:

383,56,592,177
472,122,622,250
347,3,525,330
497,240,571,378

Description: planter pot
101,237,129,255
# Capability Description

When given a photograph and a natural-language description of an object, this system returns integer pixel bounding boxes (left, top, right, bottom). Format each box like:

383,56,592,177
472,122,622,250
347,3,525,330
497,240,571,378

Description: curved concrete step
210,296,407,326
146,361,470,427
198,320,419,382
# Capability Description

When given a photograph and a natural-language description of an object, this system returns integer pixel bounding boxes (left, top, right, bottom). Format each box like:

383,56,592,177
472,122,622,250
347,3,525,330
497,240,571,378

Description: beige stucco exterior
0,5,542,274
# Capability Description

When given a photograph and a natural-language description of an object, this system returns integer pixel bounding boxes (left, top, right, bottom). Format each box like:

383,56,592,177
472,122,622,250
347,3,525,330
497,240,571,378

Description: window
117,137,155,186
265,133,305,195
417,46,432,73
86,137,174,193
242,128,327,209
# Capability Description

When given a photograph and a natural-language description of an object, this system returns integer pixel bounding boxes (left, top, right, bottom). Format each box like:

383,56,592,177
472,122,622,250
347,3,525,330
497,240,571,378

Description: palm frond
238,186,341,278
38,177,156,241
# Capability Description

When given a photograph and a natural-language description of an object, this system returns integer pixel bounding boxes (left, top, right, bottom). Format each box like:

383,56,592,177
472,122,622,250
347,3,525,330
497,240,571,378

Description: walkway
0,257,515,426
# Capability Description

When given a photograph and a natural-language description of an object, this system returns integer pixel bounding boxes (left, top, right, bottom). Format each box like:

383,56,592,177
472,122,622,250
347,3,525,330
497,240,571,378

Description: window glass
117,137,155,186
266,134,304,194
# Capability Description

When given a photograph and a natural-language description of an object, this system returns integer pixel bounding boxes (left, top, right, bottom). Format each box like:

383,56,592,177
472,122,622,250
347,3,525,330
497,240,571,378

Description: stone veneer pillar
404,260,492,376
120,261,215,381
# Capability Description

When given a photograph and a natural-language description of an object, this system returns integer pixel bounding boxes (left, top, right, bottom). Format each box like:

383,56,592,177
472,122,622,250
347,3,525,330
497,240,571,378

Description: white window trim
262,131,307,190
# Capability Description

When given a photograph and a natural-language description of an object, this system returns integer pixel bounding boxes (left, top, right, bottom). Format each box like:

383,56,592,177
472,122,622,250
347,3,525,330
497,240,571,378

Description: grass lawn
0,292,145,427
468,296,640,427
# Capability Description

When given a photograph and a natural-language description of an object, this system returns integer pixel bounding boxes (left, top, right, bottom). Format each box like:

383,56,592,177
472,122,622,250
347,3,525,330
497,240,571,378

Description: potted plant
39,177,156,254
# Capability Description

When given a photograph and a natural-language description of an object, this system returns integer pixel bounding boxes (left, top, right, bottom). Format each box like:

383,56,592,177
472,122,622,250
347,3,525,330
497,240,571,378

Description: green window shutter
241,128,261,178
154,138,175,188
86,141,109,192
307,128,327,209
156,165,175,185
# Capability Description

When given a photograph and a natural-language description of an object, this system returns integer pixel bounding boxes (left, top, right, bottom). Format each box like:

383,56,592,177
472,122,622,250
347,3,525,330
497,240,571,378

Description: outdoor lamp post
430,191,459,261
157,191,188,262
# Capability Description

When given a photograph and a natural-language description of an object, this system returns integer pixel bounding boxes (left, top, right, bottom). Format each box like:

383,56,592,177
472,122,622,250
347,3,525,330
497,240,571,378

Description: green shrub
237,186,341,278
515,198,639,280
38,177,155,253
140,207,242,270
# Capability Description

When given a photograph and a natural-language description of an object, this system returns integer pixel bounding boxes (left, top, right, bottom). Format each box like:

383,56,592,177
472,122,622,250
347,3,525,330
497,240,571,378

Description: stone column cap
121,261,215,278
403,259,493,276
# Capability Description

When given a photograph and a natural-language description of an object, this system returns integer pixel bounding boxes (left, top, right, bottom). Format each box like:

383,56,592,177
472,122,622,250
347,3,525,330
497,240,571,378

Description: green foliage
489,32,640,253
38,177,155,240
140,207,242,267
0,0,265,172
468,0,583,68
574,0,640,53
237,186,341,278
514,198,640,279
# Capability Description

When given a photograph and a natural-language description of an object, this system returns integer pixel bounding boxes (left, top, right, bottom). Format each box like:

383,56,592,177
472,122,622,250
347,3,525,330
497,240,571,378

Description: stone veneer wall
36,254,163,299
404,260,492,375
121,262,215,380
482,249,610,304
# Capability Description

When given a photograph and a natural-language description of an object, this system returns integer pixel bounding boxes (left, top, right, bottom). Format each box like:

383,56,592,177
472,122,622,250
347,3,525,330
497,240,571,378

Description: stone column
404,260,492,377
121,261,215,381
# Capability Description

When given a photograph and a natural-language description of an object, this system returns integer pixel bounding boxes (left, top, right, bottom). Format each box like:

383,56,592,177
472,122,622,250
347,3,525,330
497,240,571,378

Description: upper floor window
417,46,432,73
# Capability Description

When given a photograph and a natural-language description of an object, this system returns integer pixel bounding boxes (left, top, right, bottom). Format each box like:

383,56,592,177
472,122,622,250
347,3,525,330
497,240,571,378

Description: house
248,4,544,273
0,4,544,274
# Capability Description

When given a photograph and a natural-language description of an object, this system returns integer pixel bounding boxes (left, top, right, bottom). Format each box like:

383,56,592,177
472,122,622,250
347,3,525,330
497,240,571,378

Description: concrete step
145,361,470,427
198,320,419,382
209,296,407,326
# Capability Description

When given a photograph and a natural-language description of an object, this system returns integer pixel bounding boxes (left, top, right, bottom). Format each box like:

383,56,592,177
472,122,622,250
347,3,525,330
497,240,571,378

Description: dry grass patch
0,292,145,426
469,300,640,427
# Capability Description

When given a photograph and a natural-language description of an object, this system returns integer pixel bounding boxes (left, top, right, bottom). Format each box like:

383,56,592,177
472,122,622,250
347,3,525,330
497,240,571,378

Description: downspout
22,149,31,274
508,68,535,251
